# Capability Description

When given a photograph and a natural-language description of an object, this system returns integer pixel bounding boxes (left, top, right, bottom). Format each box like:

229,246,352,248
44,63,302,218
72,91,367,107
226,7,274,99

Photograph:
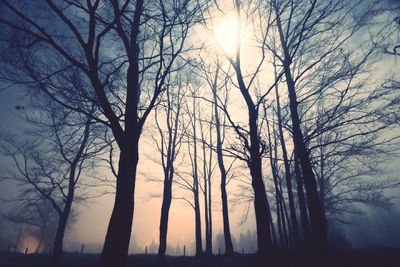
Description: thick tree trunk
51,197,73,266
101,1,143,261
234,62,272,255
220,181,234,254
158,179,172,260
249,154,272,255
101,144,138,267
285,75,328,253
274,2,328,253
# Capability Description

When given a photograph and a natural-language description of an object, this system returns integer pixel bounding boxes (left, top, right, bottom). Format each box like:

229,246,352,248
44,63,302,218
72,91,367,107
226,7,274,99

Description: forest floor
0,247,399,267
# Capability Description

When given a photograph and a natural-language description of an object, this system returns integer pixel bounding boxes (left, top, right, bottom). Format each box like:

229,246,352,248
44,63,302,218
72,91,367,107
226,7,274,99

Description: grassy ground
1,247,399,267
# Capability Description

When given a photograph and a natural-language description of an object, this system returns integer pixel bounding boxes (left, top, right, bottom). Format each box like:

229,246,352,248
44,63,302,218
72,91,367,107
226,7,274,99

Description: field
1,247,399,267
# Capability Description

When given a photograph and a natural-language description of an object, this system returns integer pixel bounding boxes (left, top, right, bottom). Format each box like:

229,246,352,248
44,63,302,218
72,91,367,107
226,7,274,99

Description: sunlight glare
214,13,242,56
20,236,39,253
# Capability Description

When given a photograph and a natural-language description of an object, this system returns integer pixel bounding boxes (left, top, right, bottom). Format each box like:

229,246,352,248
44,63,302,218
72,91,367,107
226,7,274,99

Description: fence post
80,244,85,254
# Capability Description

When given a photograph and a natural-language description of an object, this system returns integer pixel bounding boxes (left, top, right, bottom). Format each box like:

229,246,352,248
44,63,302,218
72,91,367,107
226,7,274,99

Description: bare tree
0,99,101,265
209,62,235,255
261,0,400,255
0,1,202,265
153,78,187,261
205,1,275,255
187,84,203,256
198,97,215,255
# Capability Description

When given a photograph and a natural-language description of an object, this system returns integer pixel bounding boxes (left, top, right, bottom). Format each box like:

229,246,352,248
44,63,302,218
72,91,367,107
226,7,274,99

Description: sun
213,12,242,57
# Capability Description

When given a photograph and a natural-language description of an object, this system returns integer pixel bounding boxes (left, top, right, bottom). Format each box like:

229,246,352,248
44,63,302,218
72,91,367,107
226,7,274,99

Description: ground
0,247,399,267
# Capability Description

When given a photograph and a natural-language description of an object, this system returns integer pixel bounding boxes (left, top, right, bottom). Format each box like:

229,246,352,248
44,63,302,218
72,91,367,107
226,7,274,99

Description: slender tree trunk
278,191,289,250
52,121,90,266
194,183,202,256
279,189,291,250
207,109,214,255
157,89,181,261
272,118,290,250
275,185,283,248
294,150,311,242
207,174,213,255
202,134,211,255
265,107,286,249
203,169,210,255
191,97,203,257
211,69,234,255
269,210,278,246
273,65,300,247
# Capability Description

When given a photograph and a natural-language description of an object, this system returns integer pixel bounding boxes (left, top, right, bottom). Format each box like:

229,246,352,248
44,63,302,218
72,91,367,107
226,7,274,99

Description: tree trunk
294,150,311,242
157,87,182,261
100,1,143,261
194,184,202,256
269,209,278,246
52,121,90,266
275,183,283,248
274,2,328,253
234,61,272,255
101,144,139,267
274,73,300,247
202,139,211,255
158,179,172,260
265,107,287,249
191,97,203,257
51,198,72,266
212,69,234,255
285,70,328,253
249,152,272,255
207,176,213,255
